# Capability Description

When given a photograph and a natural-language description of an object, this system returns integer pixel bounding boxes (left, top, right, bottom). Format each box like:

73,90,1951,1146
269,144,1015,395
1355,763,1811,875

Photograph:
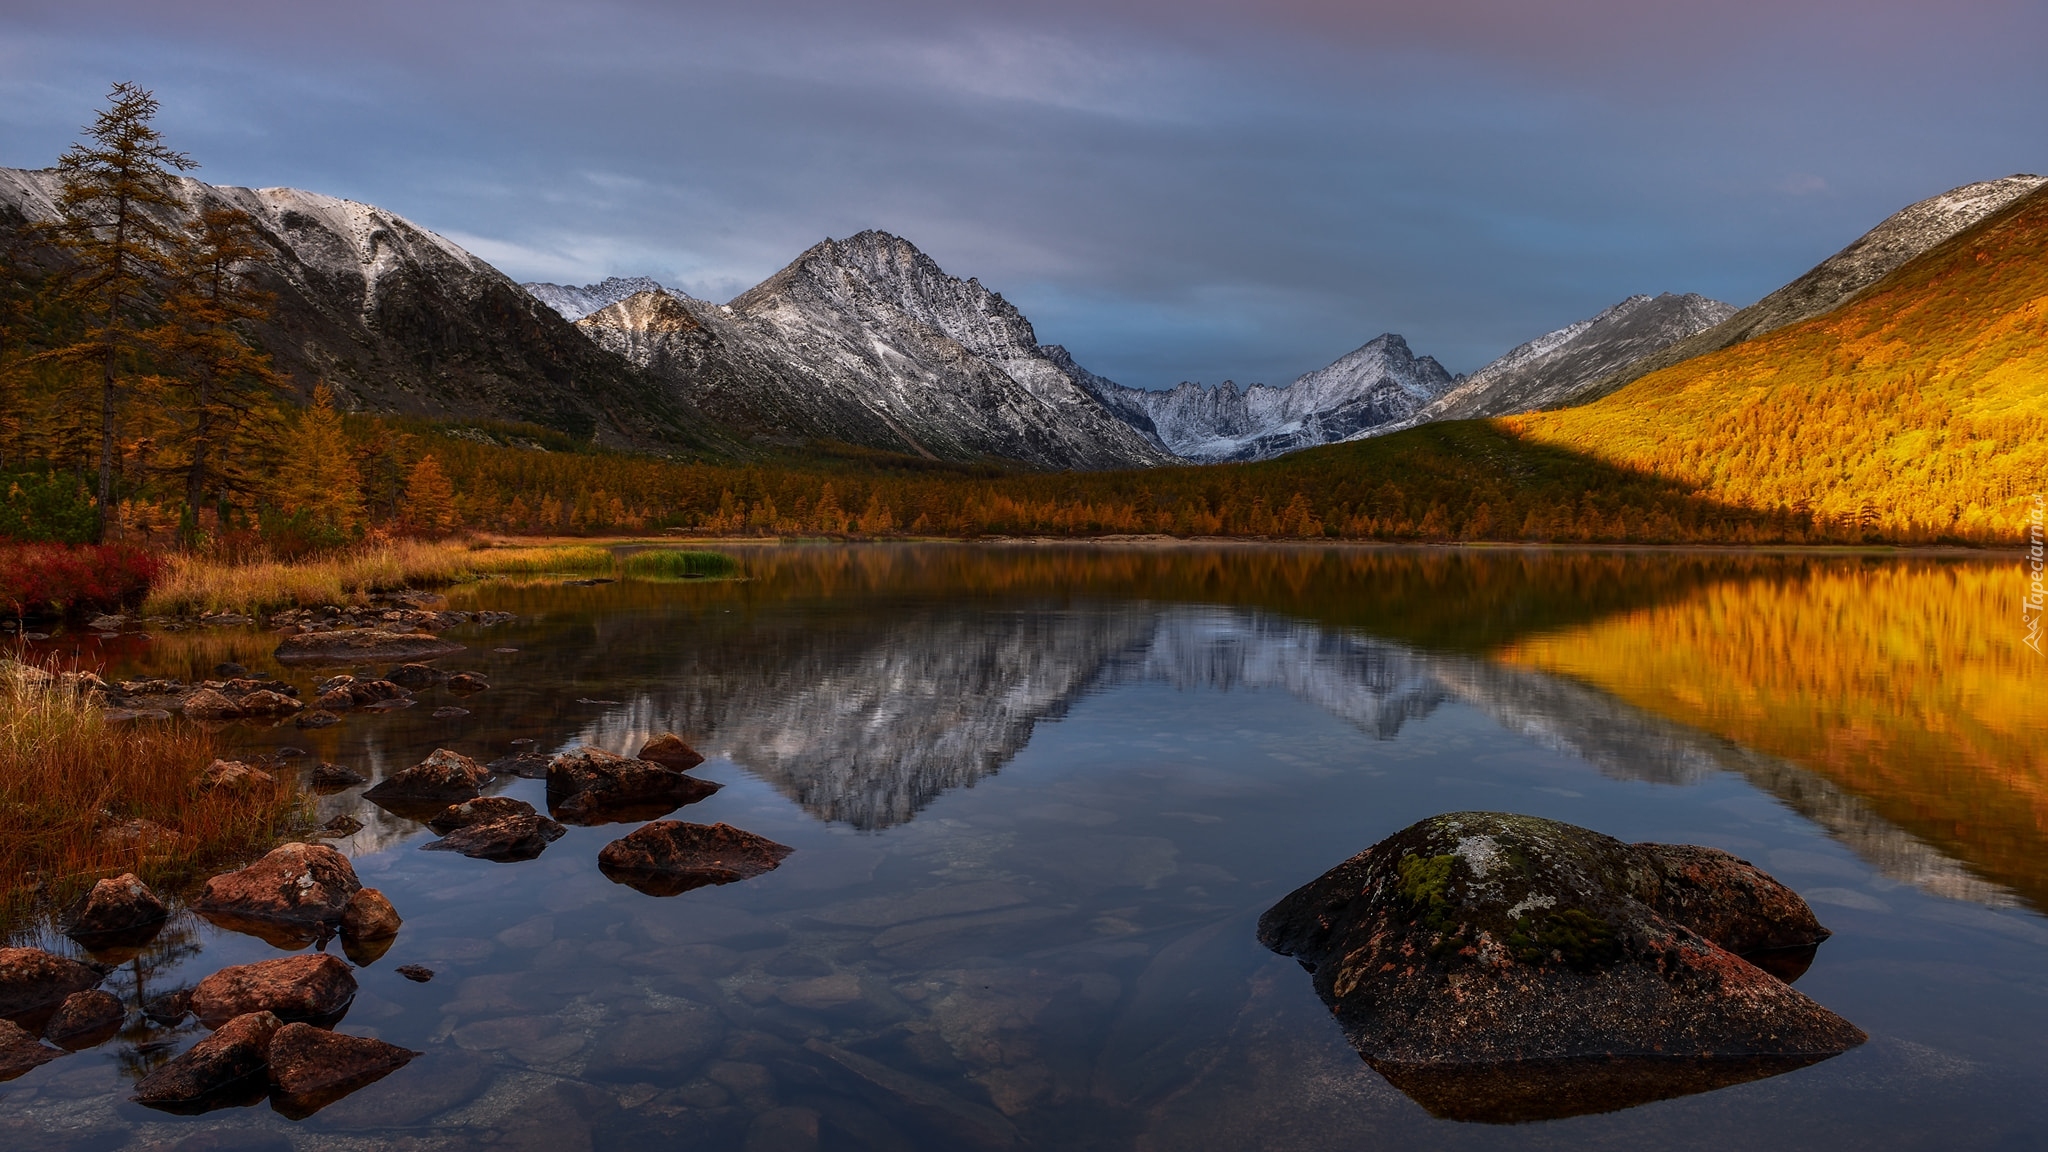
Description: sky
2,0,2043,387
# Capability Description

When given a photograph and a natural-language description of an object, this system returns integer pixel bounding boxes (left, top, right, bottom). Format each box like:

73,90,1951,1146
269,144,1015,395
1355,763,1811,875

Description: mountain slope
0,167,703,450
1574,174,2048,403
1081,334,1458,462
1507,179,2048,540
521,276,667,322
1374,292,1735,431
564,231,1176,469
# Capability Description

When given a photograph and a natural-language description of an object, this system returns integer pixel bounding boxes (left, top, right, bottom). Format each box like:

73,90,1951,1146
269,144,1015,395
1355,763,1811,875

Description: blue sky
3,0,2042,386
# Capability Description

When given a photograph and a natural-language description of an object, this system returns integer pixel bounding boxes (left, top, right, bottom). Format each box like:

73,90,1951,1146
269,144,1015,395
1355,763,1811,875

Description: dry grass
143,539,617,616
0,657,305,921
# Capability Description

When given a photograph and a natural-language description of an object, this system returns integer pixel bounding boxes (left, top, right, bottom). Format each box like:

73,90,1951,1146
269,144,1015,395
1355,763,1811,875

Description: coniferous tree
401,454,458,538
154,206,287,544
268,384,365,540
48,82,196,540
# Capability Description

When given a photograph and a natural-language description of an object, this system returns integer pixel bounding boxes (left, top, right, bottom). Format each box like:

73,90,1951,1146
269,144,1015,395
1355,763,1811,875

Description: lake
4,544,2045,1150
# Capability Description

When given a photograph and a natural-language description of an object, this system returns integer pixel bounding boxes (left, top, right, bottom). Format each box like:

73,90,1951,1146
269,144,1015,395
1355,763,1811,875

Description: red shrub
0,544,163,621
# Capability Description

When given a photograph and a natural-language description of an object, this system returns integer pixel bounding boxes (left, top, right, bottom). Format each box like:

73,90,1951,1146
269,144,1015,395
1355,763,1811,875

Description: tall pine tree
48,82,195,540
267,384,365,540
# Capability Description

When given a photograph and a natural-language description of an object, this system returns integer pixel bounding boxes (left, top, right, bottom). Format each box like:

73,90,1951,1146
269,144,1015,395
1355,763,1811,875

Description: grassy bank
141,540,618,616
0,659,304,920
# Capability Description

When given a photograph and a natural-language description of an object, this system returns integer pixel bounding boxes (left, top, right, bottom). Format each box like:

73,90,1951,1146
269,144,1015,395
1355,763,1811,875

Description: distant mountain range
5,163,2037,473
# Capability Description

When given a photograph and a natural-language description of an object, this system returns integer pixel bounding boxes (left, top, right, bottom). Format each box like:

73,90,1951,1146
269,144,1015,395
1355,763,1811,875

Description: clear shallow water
5,545,2047,1150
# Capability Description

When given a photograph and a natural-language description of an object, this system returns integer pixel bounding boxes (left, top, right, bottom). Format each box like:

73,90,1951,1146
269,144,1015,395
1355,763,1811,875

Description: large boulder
276,628,465,665
63,873,168,947
340,888,402,941
422,798,565,863
1257,812,1865,1123
0,1019,62,1081
267,1020,420,1118
597,821,793,897
195,842,361,943
637,732,706,771
131,1010,280,1112
427,795,536,832
44,989,124,1049
363,748,491,811
547,745,722,825
0,947,102,1019
191,953,357,1027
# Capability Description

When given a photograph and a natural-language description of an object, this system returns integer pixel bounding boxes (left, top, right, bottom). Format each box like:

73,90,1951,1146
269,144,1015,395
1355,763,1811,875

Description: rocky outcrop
421,799,566,862
194,842,362,942
547,745,721,824
0,947,102,1019
597,821,793,896
267,1021,420,1119
191,954,357,1027
131,1010,281,1112
63,873,168,946
363,748,491,810
637,732,705,771
1258,812,1864,1122
277,629,466,665
43,989,124,1049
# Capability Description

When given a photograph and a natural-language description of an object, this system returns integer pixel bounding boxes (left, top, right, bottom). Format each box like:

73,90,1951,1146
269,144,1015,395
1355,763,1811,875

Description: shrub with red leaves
0,545,163,621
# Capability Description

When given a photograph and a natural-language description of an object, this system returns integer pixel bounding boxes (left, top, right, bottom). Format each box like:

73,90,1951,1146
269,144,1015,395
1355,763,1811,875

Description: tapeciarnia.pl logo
2026,493,2045,655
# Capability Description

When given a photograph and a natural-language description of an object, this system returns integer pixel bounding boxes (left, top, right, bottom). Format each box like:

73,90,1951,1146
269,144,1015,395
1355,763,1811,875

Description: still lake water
5,544,2047,1150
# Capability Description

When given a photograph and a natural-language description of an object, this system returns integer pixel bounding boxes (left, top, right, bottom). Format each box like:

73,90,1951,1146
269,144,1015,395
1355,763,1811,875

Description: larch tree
48,82,196,540
402,453,459,538
268,384,365,538
154,205,288,545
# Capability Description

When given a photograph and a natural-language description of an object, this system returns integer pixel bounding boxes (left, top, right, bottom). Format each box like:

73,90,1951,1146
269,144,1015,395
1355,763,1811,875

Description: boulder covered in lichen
1257,812,1864,1123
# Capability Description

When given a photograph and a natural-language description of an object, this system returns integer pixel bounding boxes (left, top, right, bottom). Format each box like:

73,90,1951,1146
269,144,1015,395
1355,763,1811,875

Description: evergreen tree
48,82,196,540
268,384,364,539
154,206,287,544
402,454,458,537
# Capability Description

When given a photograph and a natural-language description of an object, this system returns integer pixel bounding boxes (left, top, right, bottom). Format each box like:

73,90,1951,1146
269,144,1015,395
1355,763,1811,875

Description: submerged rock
1257,812,1864,1123
445,671,489,693
131,1010,281,1112
63,873,168,946
195,842,362,944
144,987,193,1025
0,947,102,1019
394,965,434,983
486,750,554,779
267,1020,420,1119
638,732,706,771
296,709,343,729
548,745,722,824
311,761,369,789
422,805,566,863
597,821,794,896
276,629,465,665
191,953,357,1027
363,748,491,809
0,1019,62,1081
341,889,402,940
44,989,124,1049
385,662,449,689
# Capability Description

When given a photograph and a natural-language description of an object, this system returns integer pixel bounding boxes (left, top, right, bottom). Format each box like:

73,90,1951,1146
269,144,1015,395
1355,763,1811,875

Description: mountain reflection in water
12,543,2042,1149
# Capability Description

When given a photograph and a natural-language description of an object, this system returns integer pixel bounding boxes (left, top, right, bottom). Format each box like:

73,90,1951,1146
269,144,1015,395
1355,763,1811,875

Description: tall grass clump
620,549,741,580
144,540,616,616
0,658,303,920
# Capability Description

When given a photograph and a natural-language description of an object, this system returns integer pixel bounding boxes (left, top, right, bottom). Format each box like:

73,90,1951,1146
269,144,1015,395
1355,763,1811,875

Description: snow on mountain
1364,292,1736,434
0,167,695,448
1575,174,2048,402
1079,334,1458,462
565,231,1177,469
520,276,669,322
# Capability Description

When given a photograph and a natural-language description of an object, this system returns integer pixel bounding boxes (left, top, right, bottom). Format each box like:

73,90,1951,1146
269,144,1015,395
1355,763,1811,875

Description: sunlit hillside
1506,187,2048,542
1498,560,2048,907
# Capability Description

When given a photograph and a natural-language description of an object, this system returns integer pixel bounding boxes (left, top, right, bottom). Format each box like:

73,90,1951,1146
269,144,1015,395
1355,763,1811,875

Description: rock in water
341,889,402,940
64,873,168,946
196,758,275,793
1257,812,1864,1123
427,795,534,832
363,748,491,812
180,687,245,720
191,954,357,1027
195,842,362,944
0,1019,62,1081
597,821,793,896
311,761,369,788
385,662,448,689
637,732,705,771
131,1010,281,1112
44,989,124,1049
547,745,722,824
0,947,102,1018
421,809,566,862
267,1021,420,1118
275,629,465,664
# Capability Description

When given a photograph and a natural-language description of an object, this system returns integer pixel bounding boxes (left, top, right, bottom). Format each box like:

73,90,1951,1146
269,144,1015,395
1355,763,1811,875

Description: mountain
521,276,668,322
553,231,1176,469
0,167,700,450
1079,334,1459,462
1370,292,1736,432
1507,176,2048,540
1574,174,2048,402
